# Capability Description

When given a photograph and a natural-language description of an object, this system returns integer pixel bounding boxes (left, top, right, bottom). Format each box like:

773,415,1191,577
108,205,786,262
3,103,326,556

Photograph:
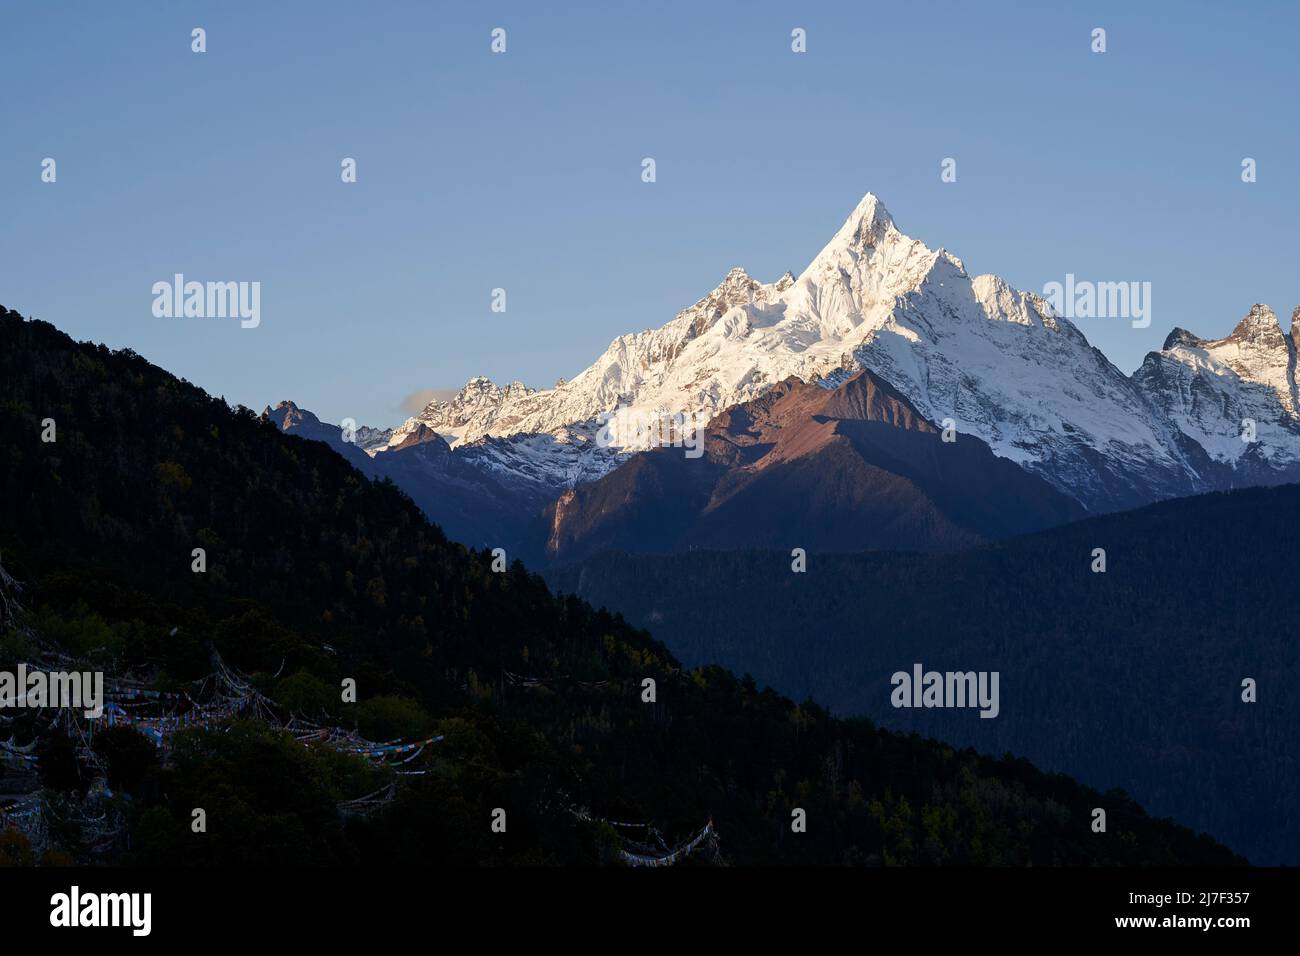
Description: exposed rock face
537,369,1085,563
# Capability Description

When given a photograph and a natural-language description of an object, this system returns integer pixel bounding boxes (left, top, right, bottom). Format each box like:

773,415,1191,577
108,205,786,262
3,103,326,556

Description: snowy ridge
378,192,1300,511
1134,305,1300,467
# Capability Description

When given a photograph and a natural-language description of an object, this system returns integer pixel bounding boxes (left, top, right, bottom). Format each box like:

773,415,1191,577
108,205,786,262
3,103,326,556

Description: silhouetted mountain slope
545,485,1300,864
0,306,1240,866
536,371,1083,563
263,400,548,550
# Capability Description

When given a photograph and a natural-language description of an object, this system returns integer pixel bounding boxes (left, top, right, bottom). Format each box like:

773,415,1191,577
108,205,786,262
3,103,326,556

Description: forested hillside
546,487,1300,864
0,306,1240,866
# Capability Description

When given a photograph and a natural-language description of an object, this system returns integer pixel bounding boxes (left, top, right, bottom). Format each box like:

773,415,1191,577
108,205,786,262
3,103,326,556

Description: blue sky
3,1,1297,427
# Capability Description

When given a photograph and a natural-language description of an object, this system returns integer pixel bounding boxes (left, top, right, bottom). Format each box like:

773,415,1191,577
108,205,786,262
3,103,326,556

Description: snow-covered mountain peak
825,191,896,251
1134,301,1300,466
373,191,1300,510
387,375,543,448
675,265,790,339
1213,305,1295,412
379,190,1188,507
802,193,915,275
381,420,449,453
1162,327,1204,350
1201,304,1292,383
1226,303,1285,345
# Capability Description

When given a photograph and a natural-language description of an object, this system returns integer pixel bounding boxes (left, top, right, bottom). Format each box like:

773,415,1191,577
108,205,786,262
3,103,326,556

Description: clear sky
4,1,1297,428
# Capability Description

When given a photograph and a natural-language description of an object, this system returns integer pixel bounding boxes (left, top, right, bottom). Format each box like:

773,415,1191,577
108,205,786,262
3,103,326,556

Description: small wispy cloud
399,387,460,414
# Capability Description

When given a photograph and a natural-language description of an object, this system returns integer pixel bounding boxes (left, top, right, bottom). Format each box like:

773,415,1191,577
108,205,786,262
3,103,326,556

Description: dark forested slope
0,306,1239,866
546,487,1300,865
